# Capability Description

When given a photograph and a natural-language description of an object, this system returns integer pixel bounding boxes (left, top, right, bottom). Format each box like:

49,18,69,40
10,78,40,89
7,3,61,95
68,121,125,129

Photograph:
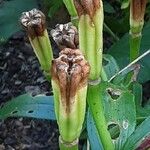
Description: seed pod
130,0,147,34
74,0,103,80
51,23,79,50
51,48,90,142
20,9,53,76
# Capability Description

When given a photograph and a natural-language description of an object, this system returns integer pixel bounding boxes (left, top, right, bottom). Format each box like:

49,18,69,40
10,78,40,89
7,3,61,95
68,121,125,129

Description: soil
0,31,60,150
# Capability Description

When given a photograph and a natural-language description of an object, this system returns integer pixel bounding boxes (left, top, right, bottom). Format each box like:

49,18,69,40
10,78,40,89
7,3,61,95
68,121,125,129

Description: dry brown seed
20,8,46,38
51,23,79,50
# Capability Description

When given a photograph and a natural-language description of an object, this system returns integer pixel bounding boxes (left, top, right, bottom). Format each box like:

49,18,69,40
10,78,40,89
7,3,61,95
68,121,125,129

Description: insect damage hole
107,88,121,100
102,59,109,66
11,110,18,114
108,123,120,140
28,110,34,113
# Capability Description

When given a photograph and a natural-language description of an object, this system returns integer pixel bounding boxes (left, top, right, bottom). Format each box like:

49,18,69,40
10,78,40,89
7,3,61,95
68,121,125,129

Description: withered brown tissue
51,48,90,112
20,9,46,39
51,23,79,50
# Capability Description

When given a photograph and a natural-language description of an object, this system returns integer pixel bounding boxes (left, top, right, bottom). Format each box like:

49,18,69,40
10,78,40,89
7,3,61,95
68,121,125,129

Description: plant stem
87,83,114,150
104,23,119,41
129,33,141,62
59,137,78,150
63,0,78,26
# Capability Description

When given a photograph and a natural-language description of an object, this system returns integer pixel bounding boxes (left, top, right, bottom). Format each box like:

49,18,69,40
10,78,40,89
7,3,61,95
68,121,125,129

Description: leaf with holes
132,82,150,122
0,94,56,120
87,109,104,150
122,116,150,150
108,22,150,83
100,82,136,150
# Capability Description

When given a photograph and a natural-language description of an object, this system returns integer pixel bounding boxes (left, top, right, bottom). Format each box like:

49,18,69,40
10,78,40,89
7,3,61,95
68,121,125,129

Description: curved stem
87,83,114,150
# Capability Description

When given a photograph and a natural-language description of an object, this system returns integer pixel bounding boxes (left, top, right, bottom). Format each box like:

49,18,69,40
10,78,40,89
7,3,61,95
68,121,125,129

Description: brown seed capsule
130,0,147,24
74,0,101,19
20,8,46,39
51,48,90,113
51,23,79,50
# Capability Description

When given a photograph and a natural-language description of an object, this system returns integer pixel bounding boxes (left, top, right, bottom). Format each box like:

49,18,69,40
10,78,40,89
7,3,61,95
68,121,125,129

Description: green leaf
108,22,150,83
120,0,129,9
103,54,120,80
87,109,104,150
0,0,38,44
47,0,63,18
132,82,150,122
123,116,150,150
100,82,136,150
104,2,115,13
0,94,56,120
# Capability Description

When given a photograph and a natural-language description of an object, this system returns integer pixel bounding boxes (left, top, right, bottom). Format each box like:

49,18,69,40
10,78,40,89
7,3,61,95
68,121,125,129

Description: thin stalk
84,15,97,80
129,33,141,62
93,8,103,78
87,84,114,150
63,0,78,26
104,23,119,41
129,0,147,62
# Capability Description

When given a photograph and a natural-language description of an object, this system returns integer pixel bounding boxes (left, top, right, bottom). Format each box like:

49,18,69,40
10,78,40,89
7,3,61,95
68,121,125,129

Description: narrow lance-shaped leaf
0,94,55,120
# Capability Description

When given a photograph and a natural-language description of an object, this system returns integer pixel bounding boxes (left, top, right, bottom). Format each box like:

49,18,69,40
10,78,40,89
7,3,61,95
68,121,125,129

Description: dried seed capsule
20,9,53,77
130,0,147,34
51,48,90,142
51,23,79,50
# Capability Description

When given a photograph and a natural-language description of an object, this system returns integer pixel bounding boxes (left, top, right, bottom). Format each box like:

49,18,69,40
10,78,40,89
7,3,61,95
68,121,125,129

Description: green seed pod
51,48,90,142
20,9,53,76
74,0,104,80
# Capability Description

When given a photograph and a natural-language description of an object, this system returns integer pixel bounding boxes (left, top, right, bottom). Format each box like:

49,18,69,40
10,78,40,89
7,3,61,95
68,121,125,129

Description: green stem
59,137,78,150
63,0,78,26
129,33,141,62
104,23,119,41
87,84,114,150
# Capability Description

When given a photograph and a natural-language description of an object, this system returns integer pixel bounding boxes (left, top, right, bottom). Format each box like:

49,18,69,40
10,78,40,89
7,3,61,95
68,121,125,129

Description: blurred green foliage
0,0,38,44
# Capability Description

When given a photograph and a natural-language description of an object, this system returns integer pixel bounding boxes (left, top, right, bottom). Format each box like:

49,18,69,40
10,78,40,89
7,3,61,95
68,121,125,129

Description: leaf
47,0,63,18
0,94,56,120
87,109,104,150
0,0,38,43
103,54,120,80
132,82,150,122
120,0,129,9
103,1,115,13
123,116,150,150
100,82,136,150
108,22,150,83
